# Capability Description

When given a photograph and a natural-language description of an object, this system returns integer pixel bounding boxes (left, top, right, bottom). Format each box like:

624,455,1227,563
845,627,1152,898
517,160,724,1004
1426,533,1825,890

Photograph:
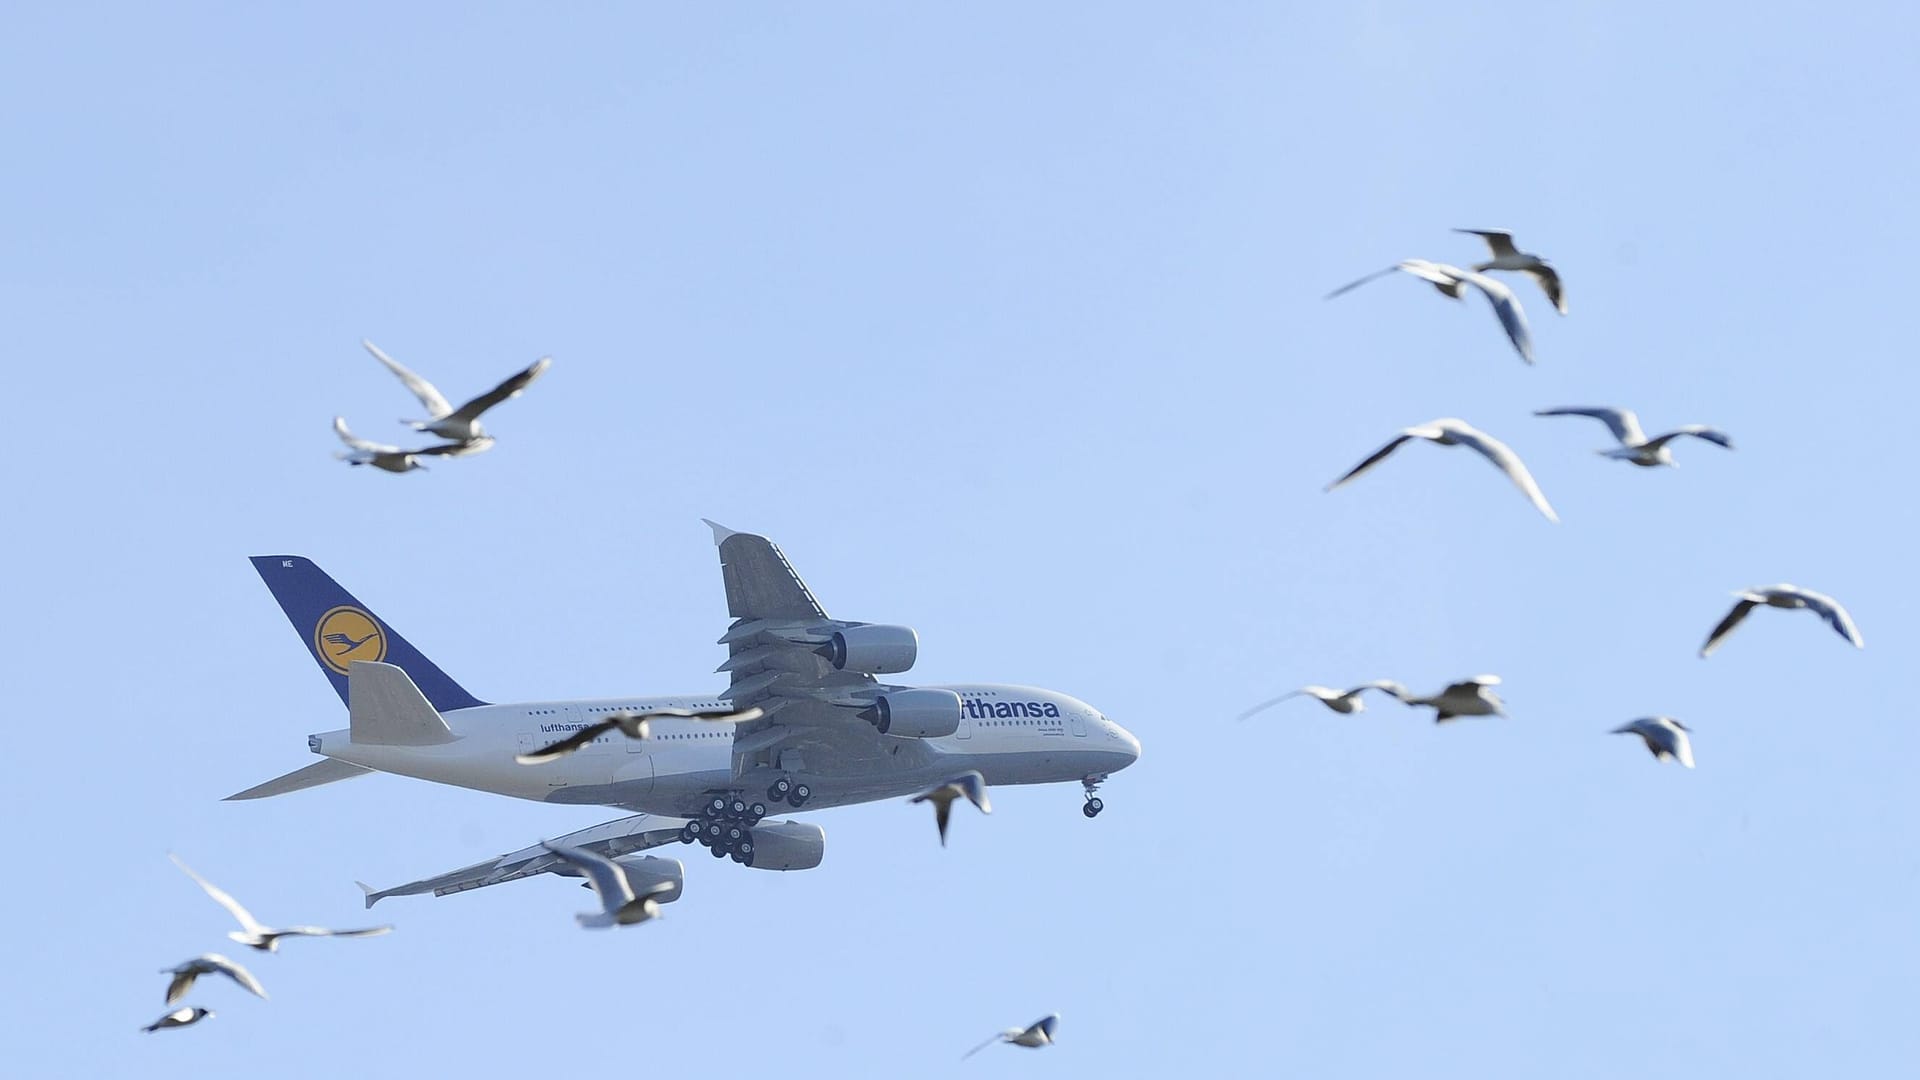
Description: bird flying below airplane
170,854,391,952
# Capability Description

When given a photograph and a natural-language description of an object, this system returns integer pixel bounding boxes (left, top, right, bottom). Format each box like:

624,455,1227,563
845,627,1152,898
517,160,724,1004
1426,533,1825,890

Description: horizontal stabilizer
350,661,455,746
225,758,373,801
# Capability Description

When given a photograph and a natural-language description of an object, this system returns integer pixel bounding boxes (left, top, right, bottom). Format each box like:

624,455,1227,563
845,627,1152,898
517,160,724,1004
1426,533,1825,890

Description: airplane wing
704,521,938,788
357,813,689,907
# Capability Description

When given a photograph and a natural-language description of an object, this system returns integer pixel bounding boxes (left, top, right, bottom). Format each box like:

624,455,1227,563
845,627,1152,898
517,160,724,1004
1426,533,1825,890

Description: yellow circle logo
314,606,388,675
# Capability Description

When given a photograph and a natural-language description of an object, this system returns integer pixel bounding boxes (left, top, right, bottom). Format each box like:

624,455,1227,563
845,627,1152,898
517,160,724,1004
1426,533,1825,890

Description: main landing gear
678,791,772,866
766,775,812,809
1081,775,1107,819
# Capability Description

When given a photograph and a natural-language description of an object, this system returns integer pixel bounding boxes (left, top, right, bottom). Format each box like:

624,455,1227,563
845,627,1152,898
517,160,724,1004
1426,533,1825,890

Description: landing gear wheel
704,821,725,844
788,782,812,808
1082,799,1103,818
725,825,745,847
737,839,754,860
729,797,749,819
710,843,727,858
707,795,729,818
680,821,701,843
746,802,768,825
770,776,793,800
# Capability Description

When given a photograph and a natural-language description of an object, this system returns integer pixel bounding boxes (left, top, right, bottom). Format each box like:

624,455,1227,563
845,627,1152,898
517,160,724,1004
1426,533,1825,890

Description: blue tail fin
249,556,487,712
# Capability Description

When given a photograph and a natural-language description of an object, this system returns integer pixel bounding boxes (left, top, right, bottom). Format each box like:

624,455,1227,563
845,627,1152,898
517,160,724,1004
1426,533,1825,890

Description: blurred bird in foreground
171,854,391,952
909,771,991,846
1700,585,1863,658
1612,717,1695,768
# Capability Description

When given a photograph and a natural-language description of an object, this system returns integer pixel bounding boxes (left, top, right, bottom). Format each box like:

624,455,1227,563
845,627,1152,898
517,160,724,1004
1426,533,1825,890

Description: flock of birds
144,856,389,1033
1238,228,1866,768
170,240,1865,1056
332,340,550,473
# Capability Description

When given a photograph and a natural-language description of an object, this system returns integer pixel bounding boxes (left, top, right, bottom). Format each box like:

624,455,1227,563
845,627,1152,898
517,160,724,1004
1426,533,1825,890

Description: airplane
232,520,1142,909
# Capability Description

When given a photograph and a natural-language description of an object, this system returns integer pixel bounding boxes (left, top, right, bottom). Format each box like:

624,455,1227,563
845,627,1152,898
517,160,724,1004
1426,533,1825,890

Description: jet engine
815,624,918,674
857,688,962,738
744,820,825,871
559,854,684,904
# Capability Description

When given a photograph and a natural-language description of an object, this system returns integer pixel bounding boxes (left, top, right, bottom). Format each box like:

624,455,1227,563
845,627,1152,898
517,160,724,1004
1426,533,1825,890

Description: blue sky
4,3,1917,1075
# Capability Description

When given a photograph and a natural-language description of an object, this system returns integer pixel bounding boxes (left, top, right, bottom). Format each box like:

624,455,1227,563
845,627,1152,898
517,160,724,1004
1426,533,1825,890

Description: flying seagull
161,954,267,1005
1612,717,1695,768
540,841,675,928
332,416,471,473
362,339,551,445
1534,406,1734,467
909,771,992,846
1454,228,1567,314
1372,676,1507,723
170,854,391,952
1327,417,1559,523
1701,585,1864,658
515,705,765,765
1235,682,1403,720
1326,258,1535,363
141,1007,214,1033
963,1014,1060,1059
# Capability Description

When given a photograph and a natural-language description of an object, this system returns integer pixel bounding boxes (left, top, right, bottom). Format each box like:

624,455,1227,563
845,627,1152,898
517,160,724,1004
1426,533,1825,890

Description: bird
1326,417,1559,523
1612,717,1695,768
539,840,675,928
909,771,991,846
1235,682,1404,720
161,954,267,1005
1700,585,1864,658
141,1006,214,1033
362,339,550,446
515,705,765,765
1534,406,1734,467
1454,228,1567,315
1372,676,1507,723
170,854,392,952
332,416,470,473
963,1013,1060,1059
1326,258,1535,363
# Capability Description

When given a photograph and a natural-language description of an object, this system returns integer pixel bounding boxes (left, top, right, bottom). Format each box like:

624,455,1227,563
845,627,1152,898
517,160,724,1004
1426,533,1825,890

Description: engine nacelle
815,624,918,674
744,820,825,871
559,854,684,904
857,688,962,738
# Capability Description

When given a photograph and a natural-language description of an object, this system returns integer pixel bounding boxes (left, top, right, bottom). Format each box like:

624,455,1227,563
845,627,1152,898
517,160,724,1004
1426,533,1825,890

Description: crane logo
313,606,387,675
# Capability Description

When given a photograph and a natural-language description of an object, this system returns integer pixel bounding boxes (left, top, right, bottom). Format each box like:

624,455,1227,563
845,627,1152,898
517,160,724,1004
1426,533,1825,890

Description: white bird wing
1356,679,1414,703
1790,587,1865,648
1325,433,1419,491
170,855,268,937
1232,689,1317,721
1534,406,1645,447
1028,1014,1061,1042
1664,721,1697,768
1436,421,1559,522
164,969,197,1006
333,417,400,455
1323,265,1404,300
955,770,991,813
1526,263,1567,315
541,840,636,911
202,954,268,1000
1700,598,1760,657
363,339,453,419
1642,425,1734,452
446,356,552,424
1455,228,1519,258
271,924,393,940
1448,267,1535,364
961,1031,1016,1060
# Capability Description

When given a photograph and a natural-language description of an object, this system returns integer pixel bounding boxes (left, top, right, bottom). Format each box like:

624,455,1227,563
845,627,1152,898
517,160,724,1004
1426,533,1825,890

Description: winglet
702,518,737,545
355,881,381,910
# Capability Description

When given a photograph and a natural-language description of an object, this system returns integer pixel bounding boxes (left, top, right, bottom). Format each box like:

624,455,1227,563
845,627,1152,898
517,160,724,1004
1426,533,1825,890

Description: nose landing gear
1081,775,1107,818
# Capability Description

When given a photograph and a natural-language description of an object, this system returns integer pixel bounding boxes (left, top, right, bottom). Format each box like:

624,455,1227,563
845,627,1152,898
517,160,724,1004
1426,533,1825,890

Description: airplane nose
1115,724,1142,762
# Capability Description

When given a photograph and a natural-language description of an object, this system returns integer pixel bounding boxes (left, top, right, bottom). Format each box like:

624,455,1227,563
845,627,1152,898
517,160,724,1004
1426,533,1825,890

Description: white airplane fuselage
312,682,1140,816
